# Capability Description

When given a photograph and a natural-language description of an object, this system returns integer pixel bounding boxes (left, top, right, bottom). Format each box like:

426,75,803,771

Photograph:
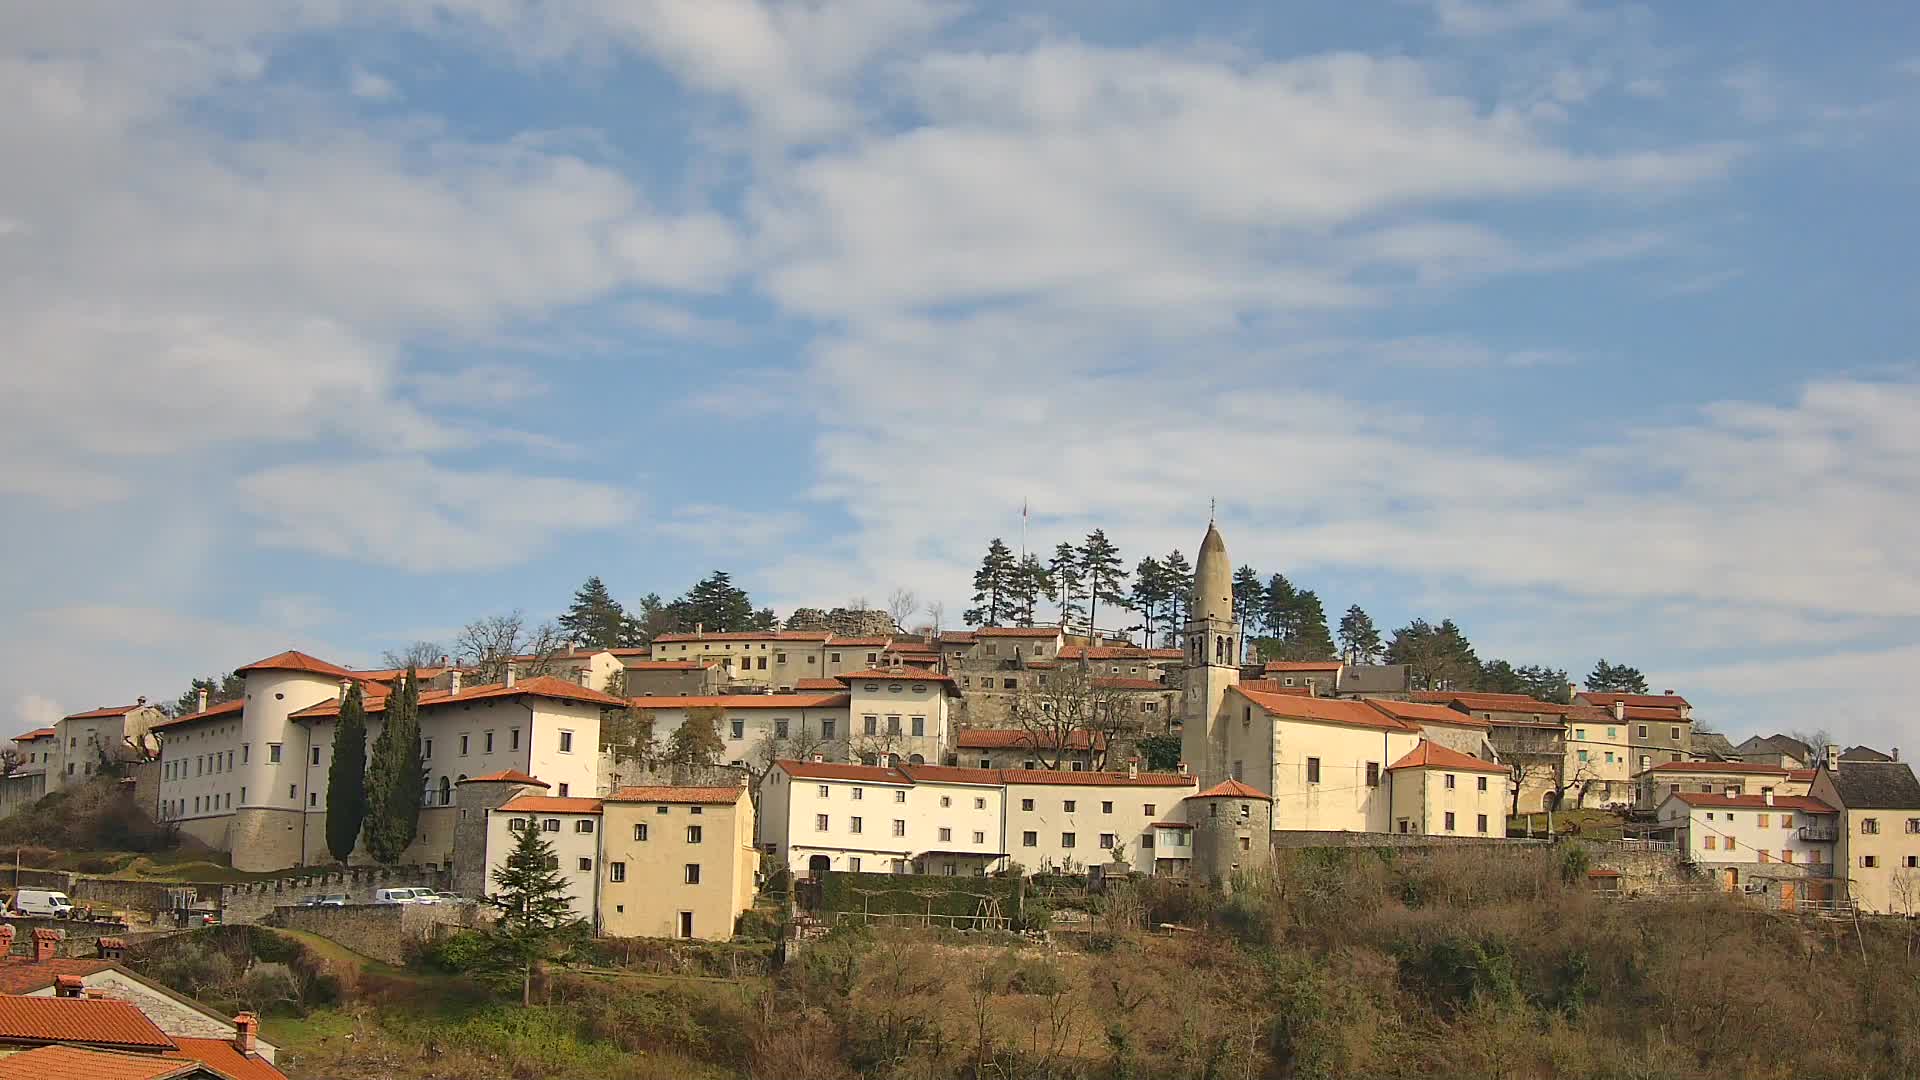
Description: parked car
14,889,75,918
409,889,450,905
318,894,350,907
373,888,423,905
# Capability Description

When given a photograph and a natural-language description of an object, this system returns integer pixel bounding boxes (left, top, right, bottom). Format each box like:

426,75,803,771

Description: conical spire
1193,522,1232,624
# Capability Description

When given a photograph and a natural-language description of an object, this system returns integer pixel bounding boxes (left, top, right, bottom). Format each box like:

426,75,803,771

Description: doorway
678,911,694,939
808,854,831,879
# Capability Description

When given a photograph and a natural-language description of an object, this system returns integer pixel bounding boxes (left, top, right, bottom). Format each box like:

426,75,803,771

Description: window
1756,849,1770,862
776,652,787,664
1144,803,1156,816
1021,798,1034,811
687,825,703,843
1907,818,1920,834
758,657,767,670
1670,727,1680,740
973,830,985,844
288,784,296,799
423,738,433,759
822,719,836,740
1575,728,1586,741
1861,855,1879,868
851,788,863,801
311,746,321,766
1061,833,1076,849
850,816,863,834
1444,812,1456,832
609,862,626,882
940,796,951,808
1476,776,1488,792
543,818,560,832
1578,750,1589,763
511,728,521,750
776,719,789,738
894,790,906,803
864,716,878,736
1758,813,1770,829
1810,849,1824,864
892,819,906,837
485,731,494,753
974,797,986,809
684,864,701,884
575,819,595,834
818,785,831,798
1003,678,1017,690
578,858,593,872
886,716,901,735
730,720,745,740
1444,773,1456,790
1366,762,1380,787
830,652,841,663
656,805,669,814
1023,831,1037,846
1476,814,1488,834
910,715,924,736
633,823,649,841
1102,800,1113,814
558,783,569,797
1863,818,1881,835
1637,725,1648,739
815,814,829,831
846,856,862,872
1780,815,1794,829
1063,800,1076,812
459,735,469,756
1306,757,1321,784
268,743,282,764
1781,849,1794,864
1907,856,1919,869
1100,833,1116,849
559,731,574,753
939,827,952,841
1704,835,1716,851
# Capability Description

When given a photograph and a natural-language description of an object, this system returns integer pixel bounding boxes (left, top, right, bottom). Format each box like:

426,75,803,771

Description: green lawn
1505,808,1626,840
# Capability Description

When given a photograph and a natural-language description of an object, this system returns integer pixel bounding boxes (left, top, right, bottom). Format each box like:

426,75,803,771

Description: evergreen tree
1231,566,1265,635
363,669,427,863
557,576,631,649
324,683,369,863
669,572,757,632
1048,541,1085,628
1587,659,1649,694
965,539,1018,626
1477,659,1527,695
1279,589,1336,661
171,673,245,717
1386,619,1481,691
484,820,581,1005
630,593,676,645
1079,530,1128,638
1261,572,1298,642
1338,605,1384,665
1518,664,1572,703
664,709,726,765
750,607,778,632
1129,556,1170,648
1161,549,1194,640
1008,554,1049,626
1138,733,1182,772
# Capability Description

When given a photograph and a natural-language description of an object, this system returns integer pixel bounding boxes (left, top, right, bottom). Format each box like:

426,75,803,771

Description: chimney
53,975,83,998
136,696,146,707
439,654,450,669
810,752,825,763
1764,790,1774,806
1825,744,1841,771
233,1012,258,1054
33,928,61,963
578,668,591,688
1611,701,1625,722
1664,689,1674,696
449,669,463,696
338,678,351,702
505,662,517,689
82,987,108,999
696,622,705,637
1894,748,1901,762
1177,761,1189,776
196,688,209,714
0,924,15,955
96,937,126,961
1127,757,1139,780
878,753,892,768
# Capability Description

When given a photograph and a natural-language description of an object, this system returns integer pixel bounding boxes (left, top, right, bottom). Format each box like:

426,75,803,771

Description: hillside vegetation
133,847,1919,1079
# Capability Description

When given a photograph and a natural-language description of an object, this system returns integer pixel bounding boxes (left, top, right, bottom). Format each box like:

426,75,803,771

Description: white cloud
349,66,398,100
1427,0,1584,37
10,695,64,736
237,458,637,572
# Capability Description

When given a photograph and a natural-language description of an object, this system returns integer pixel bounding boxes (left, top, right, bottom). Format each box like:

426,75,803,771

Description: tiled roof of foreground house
232,650,355,679
148,699,245,732
605,786,745,805
1387,741,1507,773
497,796,603,814
1363,698,1492,730
614,693,852,710
1579,692,1691,709
289,675,626,719
1665,792,1837,813
61,704,147,721
1192,779,1271,800
1646,761,1789,775
1823,760,1920,809
1237,688,1417,733
10,728,55,743
0,995,174,1051
457,770,548,787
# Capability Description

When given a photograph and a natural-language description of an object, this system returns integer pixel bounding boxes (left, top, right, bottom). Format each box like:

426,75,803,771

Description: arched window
909,754,926,765
438,776,451,805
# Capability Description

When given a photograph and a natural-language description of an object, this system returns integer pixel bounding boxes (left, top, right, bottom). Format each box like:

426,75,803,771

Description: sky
3,1,1918,752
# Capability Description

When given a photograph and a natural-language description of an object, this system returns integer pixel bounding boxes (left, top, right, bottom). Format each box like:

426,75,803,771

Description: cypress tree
364,668,427,863
324,682,369,863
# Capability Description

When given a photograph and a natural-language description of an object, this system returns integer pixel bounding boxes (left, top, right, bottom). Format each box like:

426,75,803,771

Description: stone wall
220,864,451,925
0,772,46,815
1583,846,1699,894
0,918,132,957
1270,831,1547,851
0,867,78,891
71,878,208,918
265,902,488,965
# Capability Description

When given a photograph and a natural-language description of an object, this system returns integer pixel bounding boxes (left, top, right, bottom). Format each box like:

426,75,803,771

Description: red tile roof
1413,691,1574,716
346,667,450,683
166,1036,290,1080
1364,698,1492,730
604,786,745,805
1237,689,1417,732
651,631,829,643
149,699,246,732
0,1045,202,1080
1787,769,1818,782
0,996,175,1051
1192,778,1271,800
290,675,626,719
1667,792,1836,813
973,627,1063,638
1578,692,1691,709
938,632,977,644
61,705,146,721
954,729,1106,751
457,770,548,788
620,693,851,710
835,668,957,684
1646,761,1789,775
498,795,603,814
1237,680,1311,695
998,768,1195,788
1058,645,1182,661
828,637,893,648
619,661,709,671
898,764,1005,786
1387,741,1507,774
1262,661,1342,672
11,729,55,743
793,678,844,690
0,960,114,996
778,759,911,784
1620,706,1690,721
233,650,354,679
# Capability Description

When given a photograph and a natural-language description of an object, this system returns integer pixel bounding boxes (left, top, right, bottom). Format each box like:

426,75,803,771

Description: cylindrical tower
1185,779,1272,887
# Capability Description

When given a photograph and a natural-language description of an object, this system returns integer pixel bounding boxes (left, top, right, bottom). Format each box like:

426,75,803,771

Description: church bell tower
1180,520,1241,789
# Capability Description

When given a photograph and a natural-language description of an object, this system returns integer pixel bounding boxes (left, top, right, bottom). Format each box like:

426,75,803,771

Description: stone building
1184,778,1272,886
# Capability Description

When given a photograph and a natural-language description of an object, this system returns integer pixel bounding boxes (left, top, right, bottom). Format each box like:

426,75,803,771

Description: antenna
1209,496,1216,525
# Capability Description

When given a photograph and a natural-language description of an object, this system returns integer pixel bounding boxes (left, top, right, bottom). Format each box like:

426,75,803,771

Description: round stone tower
1186,779,1272,887
1180,522,1242,789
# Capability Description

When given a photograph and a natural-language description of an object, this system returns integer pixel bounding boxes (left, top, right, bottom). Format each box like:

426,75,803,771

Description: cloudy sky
4,1,1917,751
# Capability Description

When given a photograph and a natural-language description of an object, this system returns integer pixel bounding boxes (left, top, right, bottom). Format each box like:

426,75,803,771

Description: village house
1385,741,1509,837
1258,661,1342,695
644,630,914,690
1003,763,1197,874
1561,704,1634,808
951,728,1105,771
1636,760,1792,810
1734,733,1816,769
1415,691,1571,814
47,700,165,790
760,757,1013,878
1806,746,1920,916
0,959,283,1078
1654,791,1842,909
1359,699,1495,760
1574,691,1694,778
597,785,758,941
620,691,852,769
489,793,604,923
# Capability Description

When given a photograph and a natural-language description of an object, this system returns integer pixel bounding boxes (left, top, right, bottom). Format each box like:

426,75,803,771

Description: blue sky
3,1,1918,751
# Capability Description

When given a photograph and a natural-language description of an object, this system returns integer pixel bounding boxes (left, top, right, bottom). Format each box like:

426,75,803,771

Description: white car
372,888,423,905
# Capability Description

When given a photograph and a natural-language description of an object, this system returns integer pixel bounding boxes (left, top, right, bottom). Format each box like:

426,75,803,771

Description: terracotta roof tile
1578,692,1691,709
166,1036,290,1080
497,796,603,814
233,650,354,679
793,678,844,690
827,637,894,647
938,632,977,644
149,699,246,732
650,631,830,643
1666,792,1836,813
1237,680,1311,695
1646,761,1789,775
897,764,1006,786
621,693,850,710
1413,691,1574,716
1364,698,1492,730
1058,645,1182,661
1192,779,1272,800
0,959,114,996
604,786,745,805
835,667,957,683
1387,741,1507,773
0,995,175,1051
998,768,1194,788
972,627,1063,638
290,675,625,719
1237,689,1416,732
778,759,911,784
61,705,147,721
619,661,710,671
11,729,55,743
0,1044,202,1080
457,770,548,788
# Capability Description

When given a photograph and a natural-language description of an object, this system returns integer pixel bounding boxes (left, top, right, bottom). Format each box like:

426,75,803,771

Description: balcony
1798,825,1837,843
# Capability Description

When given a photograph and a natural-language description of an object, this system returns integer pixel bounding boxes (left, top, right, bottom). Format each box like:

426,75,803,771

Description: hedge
815,871,1022,918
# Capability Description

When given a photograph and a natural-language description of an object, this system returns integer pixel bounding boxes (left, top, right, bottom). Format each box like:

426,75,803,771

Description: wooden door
1778,881,1796,911
1721,868,1738,893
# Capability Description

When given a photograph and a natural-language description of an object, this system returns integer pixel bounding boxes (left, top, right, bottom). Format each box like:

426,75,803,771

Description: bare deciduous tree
0,749,21,778
1007,663,1134,770
749,722,832,801
455,611,567,684
886,588,919,631
381,640,445,670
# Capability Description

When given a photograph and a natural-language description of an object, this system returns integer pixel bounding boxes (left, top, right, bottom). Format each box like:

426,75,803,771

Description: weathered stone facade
220,864,451,924
265,902,488,965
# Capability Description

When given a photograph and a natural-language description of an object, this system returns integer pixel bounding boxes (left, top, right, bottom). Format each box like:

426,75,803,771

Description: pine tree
1008,554,1049,626
363,669,427,863
1285,589,1336,661
1587,659,1649,694
1261,572,1298,642
965,539,1018,626
1048,542,1084,628
1338,605,1383,665
1477,659,1527,695
1079,530,1127,639
1517,664,1572,703
484,820,580,1005
665,709,726,765
1386,619,1481,691
171,673,244,717
324,683,369,863
1161,549,1193,640
1231,567,1265,635
669,572,757,632
1129,556,1169,648
557,576,629,649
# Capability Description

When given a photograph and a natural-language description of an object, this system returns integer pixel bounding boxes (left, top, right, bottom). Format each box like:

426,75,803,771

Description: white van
372,888,421,905
14,890,75,917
